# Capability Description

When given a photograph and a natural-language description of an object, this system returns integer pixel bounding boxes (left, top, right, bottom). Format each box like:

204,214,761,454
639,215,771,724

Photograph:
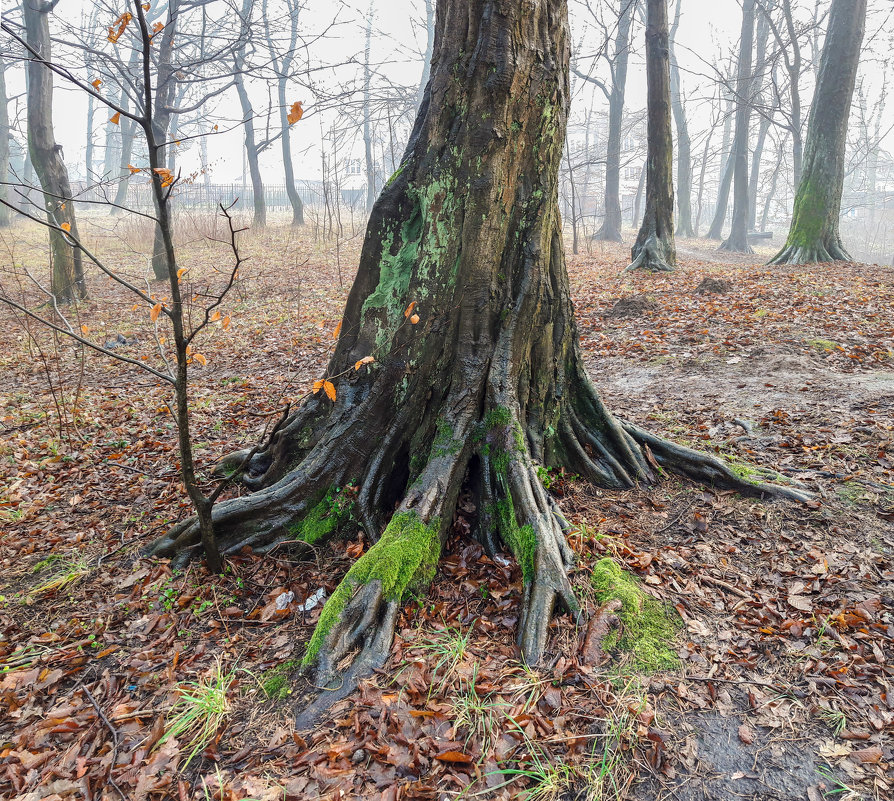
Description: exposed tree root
627,233,675,272
767,238,852,266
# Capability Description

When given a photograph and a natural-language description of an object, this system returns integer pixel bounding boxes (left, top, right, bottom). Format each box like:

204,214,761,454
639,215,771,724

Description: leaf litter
0,226,891,800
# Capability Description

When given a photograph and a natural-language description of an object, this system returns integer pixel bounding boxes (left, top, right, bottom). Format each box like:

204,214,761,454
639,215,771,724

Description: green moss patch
302,511,441,666
489,497,536,583
288,487,355,545
591,558,680,672
259,660,299,699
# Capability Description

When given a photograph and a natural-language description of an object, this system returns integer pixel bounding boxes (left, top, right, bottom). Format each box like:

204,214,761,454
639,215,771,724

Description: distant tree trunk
782,0,803,188
748,115,771,229
770,0,866,264
363,5,376,213
629,0,675,271
415,0,435,111
693,123,714,234
707,152,733,239
631,156,646,227
149,1,179,279
85,91,95,182
720,0,755,253
760,147,781,232
596,0,636,242
669,0,693,236
263,0,305,226
23,0,86,302
0,60,10,227
234,70,266,228
110,115,137,213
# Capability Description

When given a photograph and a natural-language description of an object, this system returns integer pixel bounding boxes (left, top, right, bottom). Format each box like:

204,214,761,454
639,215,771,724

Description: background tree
720,0,756,252
573,0,638,242
668,0,693,236
22,0,86,302
770,0,867,264
628,0,676,270
0,56,10,228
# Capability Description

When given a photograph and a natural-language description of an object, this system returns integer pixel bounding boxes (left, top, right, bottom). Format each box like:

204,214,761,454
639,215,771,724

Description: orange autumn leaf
210,310,221,322
312,379,325,394
176,267,188,280
149,302,162,322
332,320,342,339
192,353,207,366
91,78,102,89
108,12,132,44
222,315,231,330
80,324,90,335
354,356,375,371
152,21,164,33
142,3,150,9
410,313,420,324
286,101,304,125
110,111,121,125
127,164,142,175
404,301,416,318
323,380,336,401
60,222,71,232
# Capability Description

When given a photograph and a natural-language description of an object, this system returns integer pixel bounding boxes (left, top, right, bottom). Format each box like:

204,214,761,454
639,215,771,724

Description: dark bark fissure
147,0,810,716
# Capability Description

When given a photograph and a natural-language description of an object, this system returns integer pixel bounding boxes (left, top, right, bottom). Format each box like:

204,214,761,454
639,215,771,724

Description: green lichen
385,164,406,188
302,512,441,666
591,558,680,673
432,417,462,458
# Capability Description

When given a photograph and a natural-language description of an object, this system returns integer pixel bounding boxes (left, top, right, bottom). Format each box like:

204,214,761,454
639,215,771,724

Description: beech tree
668,0,693,237
770,0,866,264
573,0,637,242
719,0,755,253
147,0,808,710
628,0,676,271
22,0,86,302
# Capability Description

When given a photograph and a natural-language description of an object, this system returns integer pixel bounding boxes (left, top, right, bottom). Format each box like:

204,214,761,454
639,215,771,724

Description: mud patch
633,712,853,801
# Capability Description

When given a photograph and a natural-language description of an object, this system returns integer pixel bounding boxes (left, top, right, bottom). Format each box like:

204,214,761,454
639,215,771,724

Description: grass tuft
158,660,234,769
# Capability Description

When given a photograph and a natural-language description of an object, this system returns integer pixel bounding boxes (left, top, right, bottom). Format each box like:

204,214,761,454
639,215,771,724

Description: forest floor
0,217,892,801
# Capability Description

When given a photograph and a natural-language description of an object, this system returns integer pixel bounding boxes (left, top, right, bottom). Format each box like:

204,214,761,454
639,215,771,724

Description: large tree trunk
23,0,86,302
720,0,755,253
628,0,676,271
669,0,693,237
147,0,809,715
0,59,10,228
770,0,866,264
595,0,636,242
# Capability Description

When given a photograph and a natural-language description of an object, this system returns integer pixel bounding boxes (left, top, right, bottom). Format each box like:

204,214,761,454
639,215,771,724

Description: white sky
2,0,892,184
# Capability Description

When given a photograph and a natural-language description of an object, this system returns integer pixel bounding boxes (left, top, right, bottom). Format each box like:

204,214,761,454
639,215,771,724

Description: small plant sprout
157,660,234,768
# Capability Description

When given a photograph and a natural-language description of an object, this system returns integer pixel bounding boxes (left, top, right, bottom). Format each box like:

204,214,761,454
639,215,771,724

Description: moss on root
302,511,441,666
260,660,300,699
288,487,355,545
489,497,536,583
591,558,680,672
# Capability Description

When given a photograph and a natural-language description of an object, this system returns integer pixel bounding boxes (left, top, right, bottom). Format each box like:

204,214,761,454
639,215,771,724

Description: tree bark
720,0,755,253
706,150,733,239
23,0,86,302
628,0,676,271
415,0,435,111
669,0,693,237
234,70,266,228
147,0,810,713
770,0,866,264
595,0,636,242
